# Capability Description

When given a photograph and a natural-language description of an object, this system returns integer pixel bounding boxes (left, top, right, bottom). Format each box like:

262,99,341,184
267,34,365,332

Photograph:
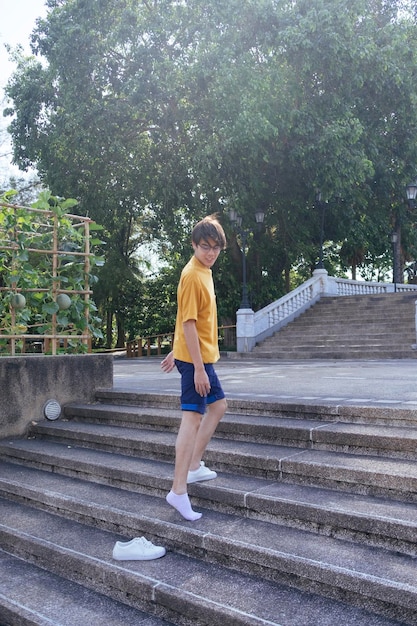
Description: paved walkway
113,356,417,410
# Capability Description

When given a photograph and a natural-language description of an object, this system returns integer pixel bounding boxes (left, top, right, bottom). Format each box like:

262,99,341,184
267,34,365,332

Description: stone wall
0,354,113,438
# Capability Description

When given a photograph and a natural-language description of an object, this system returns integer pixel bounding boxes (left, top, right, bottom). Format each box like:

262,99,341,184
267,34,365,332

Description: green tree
4,0,417,342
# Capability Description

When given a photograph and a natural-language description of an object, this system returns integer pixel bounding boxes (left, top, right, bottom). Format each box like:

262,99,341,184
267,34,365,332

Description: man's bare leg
189,398,227,471
166,410,202,521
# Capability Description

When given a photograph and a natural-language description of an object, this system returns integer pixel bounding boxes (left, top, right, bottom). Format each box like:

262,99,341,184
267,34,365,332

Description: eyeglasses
198,243,222,253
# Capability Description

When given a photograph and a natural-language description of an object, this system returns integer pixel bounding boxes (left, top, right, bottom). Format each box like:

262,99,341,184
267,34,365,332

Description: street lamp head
229,209,238,223
406,181,417,203
255,210,265,224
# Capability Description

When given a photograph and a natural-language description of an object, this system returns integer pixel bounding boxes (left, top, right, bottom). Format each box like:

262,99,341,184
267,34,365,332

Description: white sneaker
112,536,166,561
187,461,217,484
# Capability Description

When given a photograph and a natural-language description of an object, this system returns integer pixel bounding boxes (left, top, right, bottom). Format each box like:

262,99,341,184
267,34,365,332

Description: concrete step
264,333,416,343
1,450,417,556
89,393,417,428
16,418,417,491
309,294,417,307
254,342,417,356
259,325,415,335
252,348,417,359
254,335,415,353
0,475,413,624
2,389,417,624
257,348,416,357
267,319,414,329
287,315,413,324
254,345,416,353
62,401,417,458
11,400,417,501
0,549,170,626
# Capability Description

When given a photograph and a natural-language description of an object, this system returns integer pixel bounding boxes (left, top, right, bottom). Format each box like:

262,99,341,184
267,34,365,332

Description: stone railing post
312,268,338,296
414,300,417,350
236,307,256,352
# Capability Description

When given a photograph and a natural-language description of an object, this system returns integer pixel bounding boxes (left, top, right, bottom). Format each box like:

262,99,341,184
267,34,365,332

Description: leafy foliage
4,0,417,344
0,190,104,353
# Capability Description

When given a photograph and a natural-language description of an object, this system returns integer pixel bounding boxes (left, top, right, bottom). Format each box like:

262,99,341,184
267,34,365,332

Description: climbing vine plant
0,190,104,355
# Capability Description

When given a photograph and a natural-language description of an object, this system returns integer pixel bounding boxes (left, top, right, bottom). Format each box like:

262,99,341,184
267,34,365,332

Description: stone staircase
252,292,417,359
2,391,417,625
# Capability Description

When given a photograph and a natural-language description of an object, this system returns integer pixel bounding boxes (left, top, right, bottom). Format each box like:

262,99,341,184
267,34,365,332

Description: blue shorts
175,359,225,415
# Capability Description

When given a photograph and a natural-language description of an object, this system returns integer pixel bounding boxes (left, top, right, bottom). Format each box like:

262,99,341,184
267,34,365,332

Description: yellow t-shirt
173,255,220,364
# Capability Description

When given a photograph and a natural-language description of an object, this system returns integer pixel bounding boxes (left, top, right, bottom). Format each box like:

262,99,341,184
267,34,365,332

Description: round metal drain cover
43,399,62,421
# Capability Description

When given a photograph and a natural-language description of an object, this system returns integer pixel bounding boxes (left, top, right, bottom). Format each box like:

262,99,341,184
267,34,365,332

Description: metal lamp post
391,231,398,292
315,190,327,269
391,181,417,288
229,209,265,309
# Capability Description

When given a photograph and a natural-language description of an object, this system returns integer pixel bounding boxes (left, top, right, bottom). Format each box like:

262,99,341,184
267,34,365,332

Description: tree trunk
106,307,113,349
285,267,290,292
393,219,402,285
116,315,125,348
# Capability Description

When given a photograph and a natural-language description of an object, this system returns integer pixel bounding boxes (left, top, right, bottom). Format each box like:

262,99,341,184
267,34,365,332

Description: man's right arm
183,319,210,397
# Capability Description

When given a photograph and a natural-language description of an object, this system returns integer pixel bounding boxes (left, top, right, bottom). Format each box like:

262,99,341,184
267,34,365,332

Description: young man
161,215,227,521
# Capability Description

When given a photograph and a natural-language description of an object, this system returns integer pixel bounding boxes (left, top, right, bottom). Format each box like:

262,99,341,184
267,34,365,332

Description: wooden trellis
0,201,93,355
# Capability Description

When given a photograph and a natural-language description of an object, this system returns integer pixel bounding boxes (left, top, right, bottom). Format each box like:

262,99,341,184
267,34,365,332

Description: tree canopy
4,0,417,344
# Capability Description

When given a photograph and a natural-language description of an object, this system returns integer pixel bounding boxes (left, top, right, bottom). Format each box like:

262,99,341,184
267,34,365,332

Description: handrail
125,325,237,357
126,332,174,358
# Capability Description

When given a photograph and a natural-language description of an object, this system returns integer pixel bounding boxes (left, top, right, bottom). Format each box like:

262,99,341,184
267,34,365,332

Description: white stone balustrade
236,269,417,352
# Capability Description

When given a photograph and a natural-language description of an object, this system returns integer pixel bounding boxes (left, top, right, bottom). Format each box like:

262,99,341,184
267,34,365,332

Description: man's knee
210,397,227,417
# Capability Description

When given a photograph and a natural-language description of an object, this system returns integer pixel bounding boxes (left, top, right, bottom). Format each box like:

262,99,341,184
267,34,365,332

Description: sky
0,0,48,179
0,0,47,87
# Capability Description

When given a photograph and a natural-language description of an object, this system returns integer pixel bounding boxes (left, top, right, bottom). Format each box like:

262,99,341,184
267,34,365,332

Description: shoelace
135,536,154,548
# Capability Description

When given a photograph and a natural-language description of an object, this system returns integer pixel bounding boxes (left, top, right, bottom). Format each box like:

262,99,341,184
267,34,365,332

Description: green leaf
42,301,59,315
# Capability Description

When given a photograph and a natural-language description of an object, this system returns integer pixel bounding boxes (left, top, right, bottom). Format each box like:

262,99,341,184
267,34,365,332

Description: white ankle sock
166,490,202,521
